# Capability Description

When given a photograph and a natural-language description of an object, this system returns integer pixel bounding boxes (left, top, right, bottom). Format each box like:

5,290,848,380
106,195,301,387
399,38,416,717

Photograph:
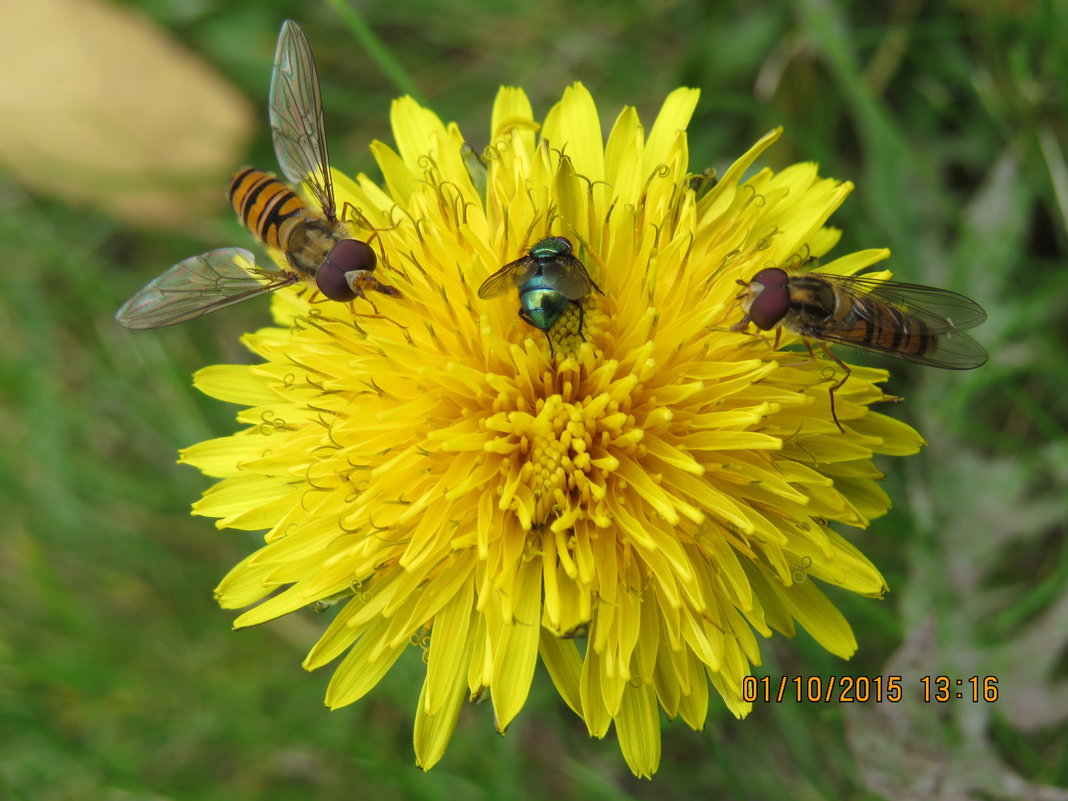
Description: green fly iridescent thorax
528,236,571,260
478,237,599,303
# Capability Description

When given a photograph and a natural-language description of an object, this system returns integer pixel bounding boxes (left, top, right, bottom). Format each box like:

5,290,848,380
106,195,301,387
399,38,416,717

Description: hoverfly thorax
279,217,339,276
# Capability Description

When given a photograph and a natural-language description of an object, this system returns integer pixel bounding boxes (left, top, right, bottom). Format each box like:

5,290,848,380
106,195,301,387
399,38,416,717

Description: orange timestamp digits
742,675,1001,704
742,675,904,703
920,675,999,703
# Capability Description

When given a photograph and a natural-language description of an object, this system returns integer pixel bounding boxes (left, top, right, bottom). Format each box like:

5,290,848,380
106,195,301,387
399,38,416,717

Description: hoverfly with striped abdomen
732,261,988,429
116,20,397,330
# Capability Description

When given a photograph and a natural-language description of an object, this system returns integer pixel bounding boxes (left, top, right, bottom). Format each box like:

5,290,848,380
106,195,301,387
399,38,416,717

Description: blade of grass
324,0,426,103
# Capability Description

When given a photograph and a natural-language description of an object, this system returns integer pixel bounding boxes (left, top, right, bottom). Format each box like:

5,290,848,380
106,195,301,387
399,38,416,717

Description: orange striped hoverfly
733,261,988,429
116,20,397,330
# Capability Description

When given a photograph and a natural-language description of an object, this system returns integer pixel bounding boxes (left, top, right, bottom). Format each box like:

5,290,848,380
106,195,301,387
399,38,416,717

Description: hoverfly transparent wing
538,253,599,300
269,20,337,221
477,255,539,299
909,328,988,369
828,274,987,330
811,273,989,369
115,248,297,330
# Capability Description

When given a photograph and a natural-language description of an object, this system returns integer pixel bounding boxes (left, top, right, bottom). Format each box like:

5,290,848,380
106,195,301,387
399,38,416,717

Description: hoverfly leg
729,314,751,333
340,201,379,233
806,340,851,433
754,325,782,352
341,202,403,240
339,201,360,227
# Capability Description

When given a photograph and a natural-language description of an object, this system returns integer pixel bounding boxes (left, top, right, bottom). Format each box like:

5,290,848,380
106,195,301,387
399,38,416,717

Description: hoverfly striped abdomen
840,295,937,359
228,167,305,252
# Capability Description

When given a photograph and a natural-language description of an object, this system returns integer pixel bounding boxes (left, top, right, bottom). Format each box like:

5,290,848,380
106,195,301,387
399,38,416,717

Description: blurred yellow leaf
0,0,254,229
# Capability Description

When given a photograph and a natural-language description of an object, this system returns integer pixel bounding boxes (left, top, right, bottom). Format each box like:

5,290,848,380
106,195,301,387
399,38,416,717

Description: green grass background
3,1,1067,799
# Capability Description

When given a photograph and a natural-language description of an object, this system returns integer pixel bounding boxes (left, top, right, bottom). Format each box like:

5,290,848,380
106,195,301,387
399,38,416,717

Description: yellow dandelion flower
180,83,924,776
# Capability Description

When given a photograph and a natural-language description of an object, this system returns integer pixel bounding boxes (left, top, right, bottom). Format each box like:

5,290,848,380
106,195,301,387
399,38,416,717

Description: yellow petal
325,617,407,708
489,556,542,732
615,682,661,779
642,87,699,180
390,96,450,171
415,616,477,770
541,82,604,184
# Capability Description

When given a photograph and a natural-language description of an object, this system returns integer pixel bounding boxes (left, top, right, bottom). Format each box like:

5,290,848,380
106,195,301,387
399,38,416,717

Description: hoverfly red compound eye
747,267,791,330
316,239,378,301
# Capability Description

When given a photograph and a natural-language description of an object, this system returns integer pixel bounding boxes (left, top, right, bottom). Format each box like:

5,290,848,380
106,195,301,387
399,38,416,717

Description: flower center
526,394,613,526
492,361,643,530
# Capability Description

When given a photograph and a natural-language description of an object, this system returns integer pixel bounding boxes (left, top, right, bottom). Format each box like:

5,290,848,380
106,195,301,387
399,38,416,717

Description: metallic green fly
478,236,603,336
